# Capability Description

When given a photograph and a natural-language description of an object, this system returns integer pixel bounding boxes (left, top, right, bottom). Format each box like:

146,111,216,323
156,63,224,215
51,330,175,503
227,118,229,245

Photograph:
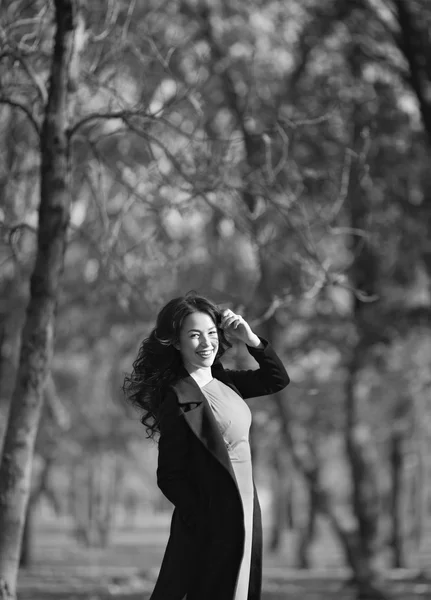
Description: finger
221,315,233,327
221,311,240,325
224,316,241,329
221,313,237,325
221,308,234,320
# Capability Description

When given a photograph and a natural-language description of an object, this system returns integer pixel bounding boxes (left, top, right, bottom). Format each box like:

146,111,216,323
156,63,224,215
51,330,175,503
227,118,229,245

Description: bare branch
122,0,136,43
44,374,71,431
0,97,40,136
2,4,51,53
279,107,338,130
330,227,370,238
328,148,353,221
82,167,110,233
0,49,48,104
122,123,251,234
108,195,138,249
250,296,290,328
271,123,290,180
67,220,156,315
67,108,153,139
7,222,38,243
141,32,177,72
4,5,50,33
68,11,88,92
81,119,252,236
264,188,380,305
89,0,120,43
274,0,361,107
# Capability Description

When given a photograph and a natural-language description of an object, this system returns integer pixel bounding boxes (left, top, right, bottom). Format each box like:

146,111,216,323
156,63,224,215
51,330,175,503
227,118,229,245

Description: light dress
201,378,254,600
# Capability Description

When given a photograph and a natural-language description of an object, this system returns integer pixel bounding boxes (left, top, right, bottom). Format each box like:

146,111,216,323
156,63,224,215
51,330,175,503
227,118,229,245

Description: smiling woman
174,312,220,385
123,291,290,600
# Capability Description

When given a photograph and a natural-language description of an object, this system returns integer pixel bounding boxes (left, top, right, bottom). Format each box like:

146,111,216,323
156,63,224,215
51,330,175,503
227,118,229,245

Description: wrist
246,334,263,348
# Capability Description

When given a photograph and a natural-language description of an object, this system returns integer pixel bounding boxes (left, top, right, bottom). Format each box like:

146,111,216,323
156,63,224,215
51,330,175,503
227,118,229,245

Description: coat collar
173,363,240,484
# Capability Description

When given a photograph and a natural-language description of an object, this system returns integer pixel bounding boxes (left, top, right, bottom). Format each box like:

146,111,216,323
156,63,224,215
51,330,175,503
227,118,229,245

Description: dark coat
149,339,290,600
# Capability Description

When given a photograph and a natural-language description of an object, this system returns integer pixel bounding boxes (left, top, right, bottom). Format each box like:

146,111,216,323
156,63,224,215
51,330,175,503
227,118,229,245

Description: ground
16,516,431,599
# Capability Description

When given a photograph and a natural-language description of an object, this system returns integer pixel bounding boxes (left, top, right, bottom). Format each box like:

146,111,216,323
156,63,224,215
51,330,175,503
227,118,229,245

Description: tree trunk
344,346,380,561
0,2,75,597
286,478,295,530
70,462,91,546
268,445,287,553
19,504,33,569
393,0,431,143
391,0,431,283
97,453,122,548
340,84,389,596
389,428,404,568
274,363,390,598
88,459,96,546
411,378,430,567
296,463,318,569
0,323,20,455
344,356,384,597
0,111,30,457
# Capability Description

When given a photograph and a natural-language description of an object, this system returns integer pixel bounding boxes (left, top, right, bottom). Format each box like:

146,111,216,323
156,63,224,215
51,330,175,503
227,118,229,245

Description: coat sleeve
223,337,290,399
156,389,198,529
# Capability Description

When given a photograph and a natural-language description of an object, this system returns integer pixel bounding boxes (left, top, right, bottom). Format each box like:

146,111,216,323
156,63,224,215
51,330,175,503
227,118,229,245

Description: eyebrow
187,327,217,333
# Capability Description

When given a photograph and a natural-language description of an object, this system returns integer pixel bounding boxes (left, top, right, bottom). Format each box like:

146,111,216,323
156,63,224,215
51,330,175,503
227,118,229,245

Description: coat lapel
173,375,237,483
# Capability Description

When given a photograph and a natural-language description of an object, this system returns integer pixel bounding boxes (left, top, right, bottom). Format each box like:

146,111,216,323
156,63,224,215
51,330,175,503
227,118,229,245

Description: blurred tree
0,110,35,453
0,1,80,597
18,375,69,567
389,0,431,302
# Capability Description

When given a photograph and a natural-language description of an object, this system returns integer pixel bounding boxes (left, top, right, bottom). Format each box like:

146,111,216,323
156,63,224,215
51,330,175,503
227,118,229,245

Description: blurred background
1,0,431,598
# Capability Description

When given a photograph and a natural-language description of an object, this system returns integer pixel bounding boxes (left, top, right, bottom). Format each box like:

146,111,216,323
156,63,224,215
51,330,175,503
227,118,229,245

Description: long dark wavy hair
123,292,232,439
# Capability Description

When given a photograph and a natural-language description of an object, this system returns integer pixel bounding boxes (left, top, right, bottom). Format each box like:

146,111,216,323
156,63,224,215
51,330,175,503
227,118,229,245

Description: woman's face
176,311,219,373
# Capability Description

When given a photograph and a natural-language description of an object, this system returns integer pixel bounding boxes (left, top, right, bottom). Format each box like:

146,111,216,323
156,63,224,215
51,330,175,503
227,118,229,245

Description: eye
209,330,218,336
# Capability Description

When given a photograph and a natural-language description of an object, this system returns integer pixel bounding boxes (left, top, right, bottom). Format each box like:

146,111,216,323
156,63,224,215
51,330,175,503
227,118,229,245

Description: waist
226,439,252,463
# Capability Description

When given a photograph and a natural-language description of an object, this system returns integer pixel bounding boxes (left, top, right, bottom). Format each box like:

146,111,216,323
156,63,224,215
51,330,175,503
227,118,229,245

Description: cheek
182,339,195,351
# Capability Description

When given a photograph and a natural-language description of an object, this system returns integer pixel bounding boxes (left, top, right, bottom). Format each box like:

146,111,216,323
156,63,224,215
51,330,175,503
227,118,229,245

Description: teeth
198,351,212,357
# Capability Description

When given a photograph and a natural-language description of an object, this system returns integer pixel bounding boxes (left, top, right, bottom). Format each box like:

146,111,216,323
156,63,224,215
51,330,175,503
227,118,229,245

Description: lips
196,350,214,358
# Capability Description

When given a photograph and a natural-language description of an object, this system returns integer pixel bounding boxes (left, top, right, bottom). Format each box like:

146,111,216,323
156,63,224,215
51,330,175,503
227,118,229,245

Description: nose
199,334,213,348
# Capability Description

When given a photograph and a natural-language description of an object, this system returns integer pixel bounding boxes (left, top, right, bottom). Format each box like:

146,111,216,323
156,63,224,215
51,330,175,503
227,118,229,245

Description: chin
196,355,216,366
199,356,215,364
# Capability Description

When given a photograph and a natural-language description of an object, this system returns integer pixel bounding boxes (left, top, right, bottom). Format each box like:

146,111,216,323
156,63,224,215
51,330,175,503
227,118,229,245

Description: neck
186,366,213,387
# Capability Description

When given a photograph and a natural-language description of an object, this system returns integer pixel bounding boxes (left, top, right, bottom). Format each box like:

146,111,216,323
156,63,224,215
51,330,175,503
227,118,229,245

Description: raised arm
223,338,290,399
219,309,290,399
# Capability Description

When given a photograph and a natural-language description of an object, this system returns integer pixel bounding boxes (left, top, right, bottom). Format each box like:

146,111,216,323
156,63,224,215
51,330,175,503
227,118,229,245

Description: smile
197,350,213,358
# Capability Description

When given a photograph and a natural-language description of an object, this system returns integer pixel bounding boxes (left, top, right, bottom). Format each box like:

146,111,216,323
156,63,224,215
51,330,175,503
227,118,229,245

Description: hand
219,309,262,347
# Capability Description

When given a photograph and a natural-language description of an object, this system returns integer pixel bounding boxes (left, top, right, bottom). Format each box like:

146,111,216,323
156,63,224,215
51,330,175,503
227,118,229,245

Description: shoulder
159,386,180,418
160,381,200,414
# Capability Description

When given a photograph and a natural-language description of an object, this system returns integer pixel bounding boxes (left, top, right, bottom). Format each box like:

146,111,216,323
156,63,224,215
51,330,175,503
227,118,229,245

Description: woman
123,293,290,600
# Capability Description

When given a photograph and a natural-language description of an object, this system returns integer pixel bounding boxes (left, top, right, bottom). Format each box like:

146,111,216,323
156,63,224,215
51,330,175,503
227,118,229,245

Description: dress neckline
201,378,216,389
